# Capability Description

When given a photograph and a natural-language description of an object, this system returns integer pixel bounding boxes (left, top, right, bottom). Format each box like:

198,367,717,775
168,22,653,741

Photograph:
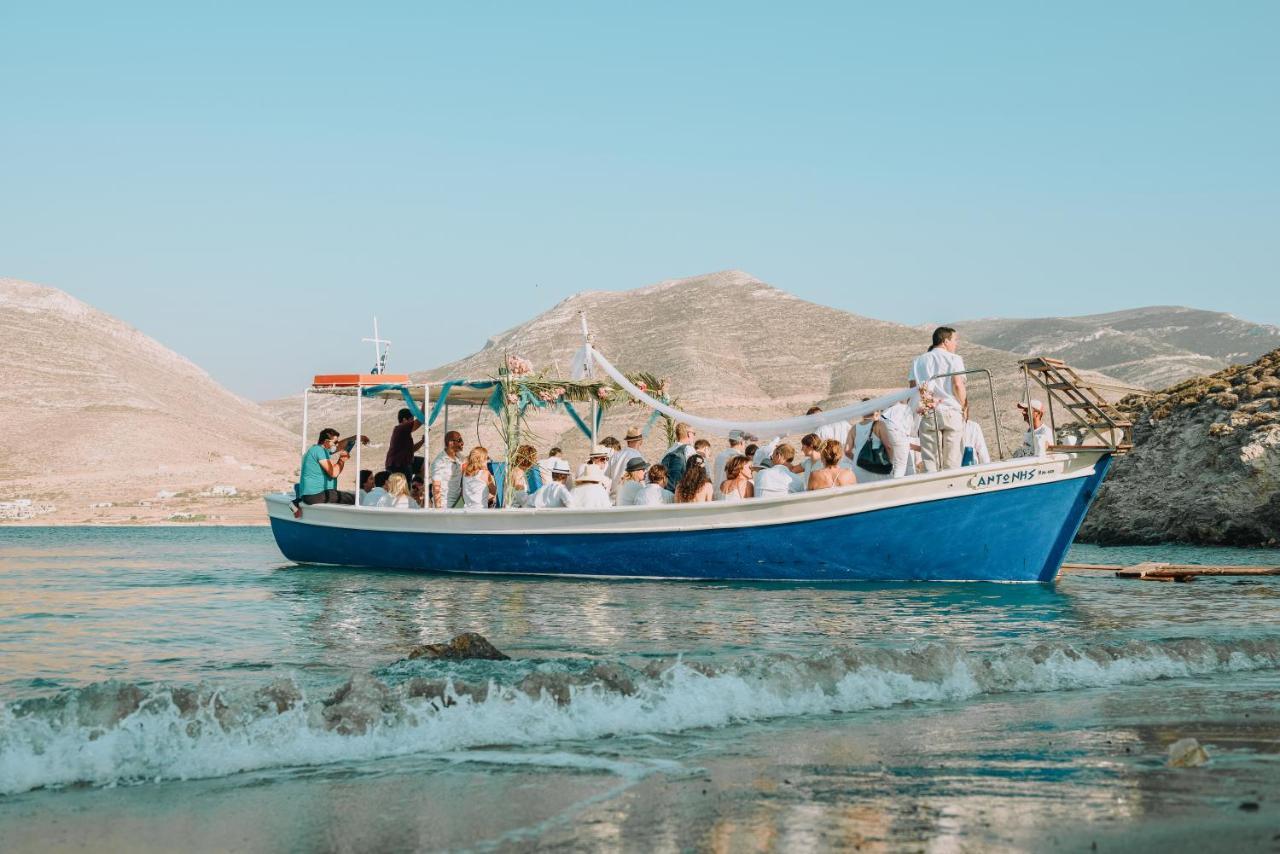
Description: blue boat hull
269,456,1111,582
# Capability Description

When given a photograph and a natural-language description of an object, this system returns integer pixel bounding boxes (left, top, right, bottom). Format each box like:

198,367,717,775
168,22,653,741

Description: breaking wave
3,636,1279,796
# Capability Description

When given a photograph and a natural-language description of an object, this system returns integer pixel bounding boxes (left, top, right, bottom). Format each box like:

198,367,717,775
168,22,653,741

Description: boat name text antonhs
967,467,1057,489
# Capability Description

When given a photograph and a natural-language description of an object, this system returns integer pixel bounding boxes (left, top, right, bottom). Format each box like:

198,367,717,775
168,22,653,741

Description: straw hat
624,426,644,441
575,464,605,485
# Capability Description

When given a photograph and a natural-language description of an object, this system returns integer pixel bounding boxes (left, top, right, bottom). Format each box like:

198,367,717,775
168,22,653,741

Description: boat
265,329,1132,583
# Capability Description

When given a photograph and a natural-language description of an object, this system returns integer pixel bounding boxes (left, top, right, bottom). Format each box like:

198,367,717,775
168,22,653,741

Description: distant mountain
267,270,1124,463
955,306,1280,389
0,278,296,524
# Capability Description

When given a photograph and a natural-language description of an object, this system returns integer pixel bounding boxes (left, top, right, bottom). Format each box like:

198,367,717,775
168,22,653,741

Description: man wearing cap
568,464,612,509
713,431,745,490
530,459,572,508
1013,399,1054,458
604,427,645,502
615,456,649,506
909,326,967,472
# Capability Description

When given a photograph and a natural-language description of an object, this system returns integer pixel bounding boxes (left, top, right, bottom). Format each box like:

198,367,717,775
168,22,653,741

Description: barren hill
956,306,1280,389
267,271,1121,464
0,278,296,524
1078,348,1280,545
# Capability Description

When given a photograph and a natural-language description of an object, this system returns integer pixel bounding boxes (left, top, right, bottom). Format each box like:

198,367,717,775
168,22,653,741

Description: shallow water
2,527,1279,849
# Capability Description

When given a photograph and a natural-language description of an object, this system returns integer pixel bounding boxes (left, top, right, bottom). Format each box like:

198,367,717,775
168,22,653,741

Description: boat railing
919,368,1005,460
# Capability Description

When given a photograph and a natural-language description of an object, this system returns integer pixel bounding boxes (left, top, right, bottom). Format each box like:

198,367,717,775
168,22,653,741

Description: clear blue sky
3,2,1276,399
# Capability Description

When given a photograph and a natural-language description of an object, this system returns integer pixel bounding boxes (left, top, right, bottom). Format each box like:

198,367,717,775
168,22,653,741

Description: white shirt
430,450,464,507
604,447,643,498
617,479,644,506
816,420,850,445
753,437,781,467
754,464,804,499
634,484,674,505
568,483,612,509
880,402,915,438
461,472,490,509
909,349,966,412
361,487,392,507
1017,424,1054,457
529,481,571,508
963,420,991,465
712,447,742,492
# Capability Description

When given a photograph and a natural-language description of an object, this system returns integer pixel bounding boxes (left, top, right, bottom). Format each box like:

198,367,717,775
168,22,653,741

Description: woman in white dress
717,454,755,502
384,473,414,508
461,447,496,509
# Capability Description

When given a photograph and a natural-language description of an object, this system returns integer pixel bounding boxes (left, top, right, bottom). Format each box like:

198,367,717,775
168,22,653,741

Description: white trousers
920,408,964,472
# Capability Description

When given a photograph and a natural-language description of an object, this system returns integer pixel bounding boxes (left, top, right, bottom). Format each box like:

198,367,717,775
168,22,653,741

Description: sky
2,2,1277,400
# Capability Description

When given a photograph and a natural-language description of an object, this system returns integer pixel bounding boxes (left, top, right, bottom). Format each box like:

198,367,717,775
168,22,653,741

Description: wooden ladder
1019,357,1134,453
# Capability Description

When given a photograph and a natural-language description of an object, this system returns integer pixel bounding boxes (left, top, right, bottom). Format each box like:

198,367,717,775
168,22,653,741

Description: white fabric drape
582,345,921,438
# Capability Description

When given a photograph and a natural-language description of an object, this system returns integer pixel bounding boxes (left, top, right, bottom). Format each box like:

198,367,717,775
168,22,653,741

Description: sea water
1,527,1279,851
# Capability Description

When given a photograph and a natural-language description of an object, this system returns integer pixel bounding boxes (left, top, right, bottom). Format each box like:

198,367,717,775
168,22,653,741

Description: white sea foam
2,636,1277,796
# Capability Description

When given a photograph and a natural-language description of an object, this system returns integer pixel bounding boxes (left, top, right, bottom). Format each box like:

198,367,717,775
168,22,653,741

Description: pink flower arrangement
506,393,520,405
636,381,648,392
596,387,612,400
552,386,566,398
537,389,555,402
505,354,533,377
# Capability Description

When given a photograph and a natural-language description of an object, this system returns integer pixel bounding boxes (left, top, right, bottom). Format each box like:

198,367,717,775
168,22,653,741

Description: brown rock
407,632,510,661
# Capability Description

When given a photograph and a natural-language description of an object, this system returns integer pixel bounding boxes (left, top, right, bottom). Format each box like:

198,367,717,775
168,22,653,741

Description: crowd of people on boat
293,327,1057,511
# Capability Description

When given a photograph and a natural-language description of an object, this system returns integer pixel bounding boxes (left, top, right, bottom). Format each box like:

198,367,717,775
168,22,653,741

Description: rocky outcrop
1079,349,1280,545
406,632,510,662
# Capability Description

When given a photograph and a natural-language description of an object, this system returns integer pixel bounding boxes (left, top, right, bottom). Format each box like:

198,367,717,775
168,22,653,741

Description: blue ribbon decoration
360,383,427,424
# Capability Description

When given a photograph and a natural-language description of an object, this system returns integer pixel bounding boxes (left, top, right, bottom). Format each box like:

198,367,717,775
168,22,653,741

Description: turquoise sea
2,527,1279,851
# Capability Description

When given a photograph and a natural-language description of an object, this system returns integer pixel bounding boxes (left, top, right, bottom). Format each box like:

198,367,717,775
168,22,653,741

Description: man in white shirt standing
604,427,645,502
430,431,466,508
713,430,745,490
1013,399,1055,457
909,327,967,472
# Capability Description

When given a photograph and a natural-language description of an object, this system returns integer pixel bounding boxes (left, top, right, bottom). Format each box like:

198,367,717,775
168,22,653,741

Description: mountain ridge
953,306,1280,389
0,277,297,524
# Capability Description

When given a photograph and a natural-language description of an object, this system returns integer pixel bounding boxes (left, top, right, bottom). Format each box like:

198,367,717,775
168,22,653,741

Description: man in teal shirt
298,428,356,507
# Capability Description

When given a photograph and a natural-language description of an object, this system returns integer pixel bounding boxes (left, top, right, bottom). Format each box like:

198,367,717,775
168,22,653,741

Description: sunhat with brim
588,444,610,458
624,427,644,441
1016,399,1046,413
550,459,572,475
625,457,648,473
575,465,605,484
